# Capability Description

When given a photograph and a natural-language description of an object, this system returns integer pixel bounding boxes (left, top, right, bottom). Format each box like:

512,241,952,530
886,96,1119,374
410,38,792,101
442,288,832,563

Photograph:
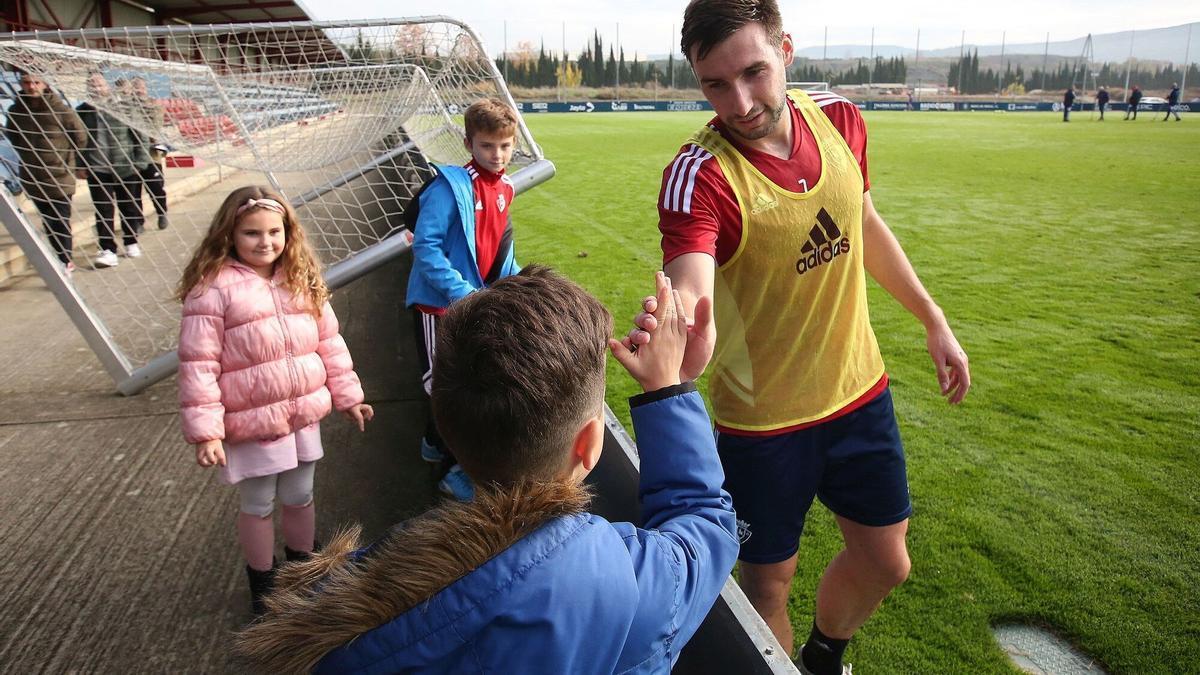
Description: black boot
284,540,322,563
246,560,277,617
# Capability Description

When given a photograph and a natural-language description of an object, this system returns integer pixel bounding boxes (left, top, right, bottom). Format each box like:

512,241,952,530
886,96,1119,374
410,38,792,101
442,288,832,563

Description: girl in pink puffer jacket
176,185,374,615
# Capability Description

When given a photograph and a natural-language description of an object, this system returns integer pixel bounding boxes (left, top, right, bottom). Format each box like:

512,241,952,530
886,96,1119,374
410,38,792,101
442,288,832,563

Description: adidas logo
750,192,779,214
795,208,850,275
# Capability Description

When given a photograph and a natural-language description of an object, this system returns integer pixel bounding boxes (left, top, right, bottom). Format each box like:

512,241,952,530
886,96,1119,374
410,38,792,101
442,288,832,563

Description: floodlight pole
914,28,920,102
616,22,620,101
998,31,1006,95
869,27,875,88
957,30,964,95
670,24,675,90
1123,31,1134,99
823,26,827,61
1041,33,1049,92
1182,24,1192,99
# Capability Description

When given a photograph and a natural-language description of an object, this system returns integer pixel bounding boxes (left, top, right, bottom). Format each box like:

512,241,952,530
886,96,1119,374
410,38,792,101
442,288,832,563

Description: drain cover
992,624,1106,674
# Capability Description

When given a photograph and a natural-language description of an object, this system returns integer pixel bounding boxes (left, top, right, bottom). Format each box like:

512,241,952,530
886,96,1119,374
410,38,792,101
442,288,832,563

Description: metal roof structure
2,0,316,32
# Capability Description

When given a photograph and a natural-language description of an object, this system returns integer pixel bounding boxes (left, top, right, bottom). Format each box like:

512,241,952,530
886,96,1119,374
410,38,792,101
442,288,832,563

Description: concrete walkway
0,254,437,671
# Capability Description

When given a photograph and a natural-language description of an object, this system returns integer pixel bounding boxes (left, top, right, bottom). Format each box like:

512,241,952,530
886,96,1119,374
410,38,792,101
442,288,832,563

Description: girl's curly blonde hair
176,185,328,316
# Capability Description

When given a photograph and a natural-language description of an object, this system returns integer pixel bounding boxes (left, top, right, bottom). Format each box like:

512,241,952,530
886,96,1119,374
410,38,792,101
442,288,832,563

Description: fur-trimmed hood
236,480,593,673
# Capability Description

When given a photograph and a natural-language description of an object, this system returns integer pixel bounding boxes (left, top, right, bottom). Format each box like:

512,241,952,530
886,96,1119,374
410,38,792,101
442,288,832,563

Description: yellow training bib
690,90,885,431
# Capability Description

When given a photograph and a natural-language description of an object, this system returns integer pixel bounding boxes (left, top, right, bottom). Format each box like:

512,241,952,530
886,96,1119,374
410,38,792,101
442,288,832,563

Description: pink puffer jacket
178,260,364,444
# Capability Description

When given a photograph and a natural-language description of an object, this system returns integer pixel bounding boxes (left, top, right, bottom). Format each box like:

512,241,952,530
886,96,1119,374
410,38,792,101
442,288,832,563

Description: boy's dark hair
431,265,612,486
463,97,519,142
681,0,783,62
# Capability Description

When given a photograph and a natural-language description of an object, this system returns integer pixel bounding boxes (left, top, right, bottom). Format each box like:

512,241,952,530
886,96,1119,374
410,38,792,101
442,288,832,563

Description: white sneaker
795,647,853,675
94,250,119,268
125,244,142,258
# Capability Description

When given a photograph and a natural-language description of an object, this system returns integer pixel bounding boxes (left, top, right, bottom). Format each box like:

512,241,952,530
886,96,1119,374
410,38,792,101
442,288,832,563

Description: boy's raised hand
609,272,690,392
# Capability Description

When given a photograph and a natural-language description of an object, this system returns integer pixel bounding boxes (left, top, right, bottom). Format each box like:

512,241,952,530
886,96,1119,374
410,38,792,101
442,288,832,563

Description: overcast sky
302,0,1197,58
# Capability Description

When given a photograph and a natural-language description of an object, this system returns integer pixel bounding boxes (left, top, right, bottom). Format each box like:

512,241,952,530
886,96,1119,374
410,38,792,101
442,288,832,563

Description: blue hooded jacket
240,386,739,674
405,164,520,309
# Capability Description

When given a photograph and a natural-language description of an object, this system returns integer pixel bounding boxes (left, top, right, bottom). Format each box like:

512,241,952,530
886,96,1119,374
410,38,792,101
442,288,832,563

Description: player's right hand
625,284,713,382
196,439,226,468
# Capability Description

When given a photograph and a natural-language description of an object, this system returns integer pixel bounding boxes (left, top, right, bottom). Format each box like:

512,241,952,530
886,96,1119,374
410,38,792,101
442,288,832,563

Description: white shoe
795,647,853,675
94,250,119,268
125,244,142,258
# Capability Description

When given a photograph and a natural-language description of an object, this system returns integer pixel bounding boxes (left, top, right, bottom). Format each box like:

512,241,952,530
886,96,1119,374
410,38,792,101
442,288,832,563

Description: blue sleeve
503,247,521,277
410,176,476,302
622,388,739,659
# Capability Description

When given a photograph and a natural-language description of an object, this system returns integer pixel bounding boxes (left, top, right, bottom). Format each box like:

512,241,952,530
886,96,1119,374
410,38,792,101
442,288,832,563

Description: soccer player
1164,83,1182,122
1125,85,1143,120
638,1,972,672
1096,86,1110,121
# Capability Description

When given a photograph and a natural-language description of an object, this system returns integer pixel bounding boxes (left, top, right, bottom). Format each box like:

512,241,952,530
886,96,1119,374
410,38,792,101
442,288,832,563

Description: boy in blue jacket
237,266,739,674
406,97,522,501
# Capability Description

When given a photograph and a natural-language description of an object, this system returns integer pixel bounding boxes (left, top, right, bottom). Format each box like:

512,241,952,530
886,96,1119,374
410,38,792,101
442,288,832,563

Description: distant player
636,1,972,672
1096,86,1109,121
1125,85,1143,120
1063,87,1076,122
1164,83,1182,122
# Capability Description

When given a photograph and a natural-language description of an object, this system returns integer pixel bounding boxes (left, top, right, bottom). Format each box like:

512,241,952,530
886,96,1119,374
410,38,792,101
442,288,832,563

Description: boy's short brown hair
431,265,612,486
681,0,783,62
463,97,519,142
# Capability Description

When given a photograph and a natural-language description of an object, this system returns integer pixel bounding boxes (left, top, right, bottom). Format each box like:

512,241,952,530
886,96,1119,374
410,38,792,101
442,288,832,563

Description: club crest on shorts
736,518,752,544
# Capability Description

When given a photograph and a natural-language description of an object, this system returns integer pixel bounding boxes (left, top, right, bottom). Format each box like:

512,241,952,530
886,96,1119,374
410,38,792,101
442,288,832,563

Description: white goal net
0,18,552,393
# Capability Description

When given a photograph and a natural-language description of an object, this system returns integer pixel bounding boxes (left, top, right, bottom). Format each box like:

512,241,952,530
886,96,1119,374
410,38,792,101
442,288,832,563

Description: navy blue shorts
717,387,912,565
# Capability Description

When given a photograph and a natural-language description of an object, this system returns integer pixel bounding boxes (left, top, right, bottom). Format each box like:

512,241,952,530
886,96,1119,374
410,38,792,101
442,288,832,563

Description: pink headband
236,197,286,217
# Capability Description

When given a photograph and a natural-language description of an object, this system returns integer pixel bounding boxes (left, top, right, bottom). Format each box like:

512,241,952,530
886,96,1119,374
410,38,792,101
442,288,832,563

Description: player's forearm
664,252,715,324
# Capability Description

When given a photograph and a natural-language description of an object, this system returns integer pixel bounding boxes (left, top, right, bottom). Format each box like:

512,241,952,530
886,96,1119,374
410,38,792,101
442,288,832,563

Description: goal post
0,18,554,395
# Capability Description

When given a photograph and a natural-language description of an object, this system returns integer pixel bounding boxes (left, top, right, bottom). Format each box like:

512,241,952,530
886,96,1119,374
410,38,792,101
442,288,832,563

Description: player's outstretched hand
623,280,713,382
609,272,689,392
343,403,375,431
926,324,971,404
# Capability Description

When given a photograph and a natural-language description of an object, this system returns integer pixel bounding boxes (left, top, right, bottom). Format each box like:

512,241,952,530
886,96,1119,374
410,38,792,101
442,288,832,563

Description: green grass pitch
513,111,1200,673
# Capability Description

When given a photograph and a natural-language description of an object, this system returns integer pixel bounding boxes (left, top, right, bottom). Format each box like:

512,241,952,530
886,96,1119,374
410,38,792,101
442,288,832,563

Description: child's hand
608,272,690,392
343,403,374,431
196,439,226,467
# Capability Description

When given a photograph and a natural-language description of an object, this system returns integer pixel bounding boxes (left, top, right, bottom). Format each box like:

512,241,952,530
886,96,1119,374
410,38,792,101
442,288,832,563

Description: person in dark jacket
76,71,150,268
236,267,739,674
1096,86,1110,120
1125,85,1143,120
4,71,87,274
1164,83,1182,122
1063,87,1076,122
129,76,169,228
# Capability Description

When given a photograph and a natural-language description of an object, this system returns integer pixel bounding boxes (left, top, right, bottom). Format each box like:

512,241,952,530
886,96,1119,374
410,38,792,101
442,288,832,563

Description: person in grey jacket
76,72,150,268
4,71,87,273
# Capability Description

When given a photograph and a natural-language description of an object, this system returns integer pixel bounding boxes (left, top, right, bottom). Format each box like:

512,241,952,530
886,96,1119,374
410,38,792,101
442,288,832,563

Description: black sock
801,622,849,675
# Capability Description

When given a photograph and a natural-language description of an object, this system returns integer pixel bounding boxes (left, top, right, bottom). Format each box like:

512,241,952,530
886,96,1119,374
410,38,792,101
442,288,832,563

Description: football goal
0,18,554,394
